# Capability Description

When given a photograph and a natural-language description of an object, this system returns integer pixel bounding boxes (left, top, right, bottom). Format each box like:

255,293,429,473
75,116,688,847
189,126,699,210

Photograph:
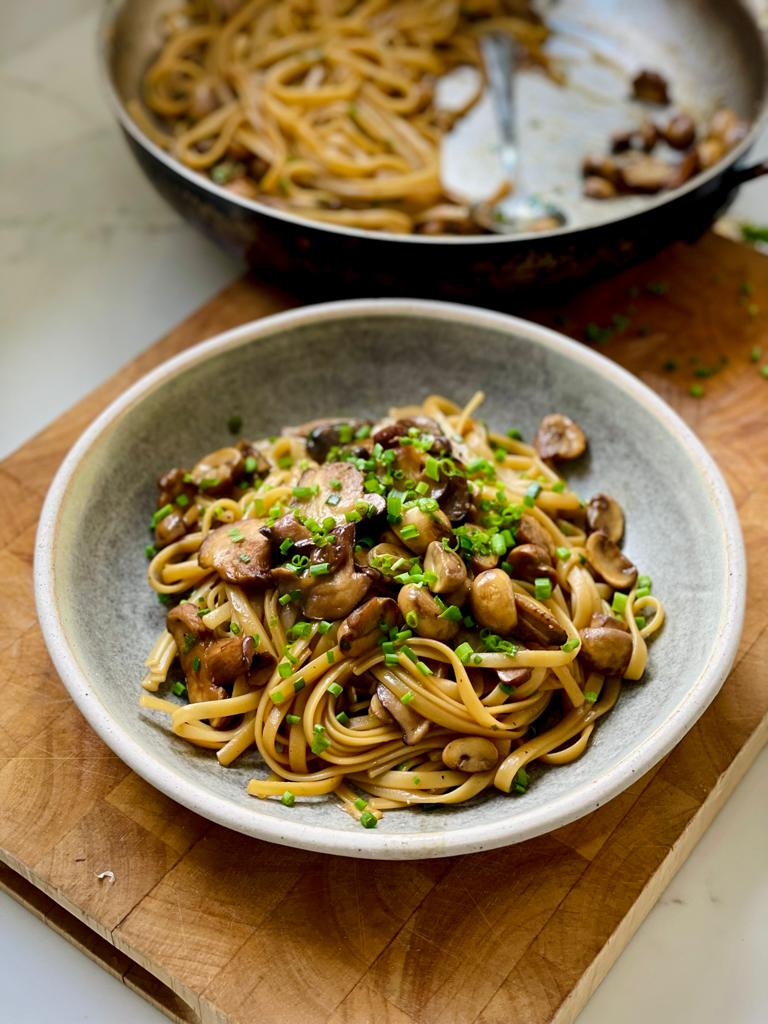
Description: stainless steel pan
101,0,768,301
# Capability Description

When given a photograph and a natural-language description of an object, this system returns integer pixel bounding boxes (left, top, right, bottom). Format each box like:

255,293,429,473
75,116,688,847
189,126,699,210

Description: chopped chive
292,486,315,499
750,345,761,362
424,456,441,481
506,428,522,440
171,681,187,698
561,637,580,653
150,504,174,527
280,790,295,807
611,592,628,615
438,604,463,622
278,662,292,678
416,661,432,676
318,620,332,635
244,455,258,474
311,735,330,755
634,615,647,629
328,682,343,697
556,546,570,561
345,510,361,523
689,384,704,398
399,524,420,540
513,767,529,793
227,526,244,543
455,642,474,664
293,678,306,692
336,711,350,725
359,810,377,829
490,533,507,556
387,493,402,522
310,562,330,576
534,577,553,601
414,481,430,496
313,723,325,734
326,650,335,664
637,574,652,590
384,653,399,665
145,544,157,559
271,689,285,704
353,797,367,811
238,553,251,563
551,480,565,493
192,655,201,672
286,714,301,725
404,610,419,629
499,683,514,696
381,641,396,654
761,365,768,379
230,622,241,635
175,493,190,508
635,587,651,600
584,691,598,704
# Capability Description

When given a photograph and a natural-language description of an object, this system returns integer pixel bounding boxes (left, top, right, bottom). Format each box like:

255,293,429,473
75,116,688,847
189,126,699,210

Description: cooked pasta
140,393,663,827
128,0,551,234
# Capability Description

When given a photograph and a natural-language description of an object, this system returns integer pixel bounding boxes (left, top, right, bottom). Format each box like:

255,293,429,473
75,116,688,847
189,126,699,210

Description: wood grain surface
1,232,766,1024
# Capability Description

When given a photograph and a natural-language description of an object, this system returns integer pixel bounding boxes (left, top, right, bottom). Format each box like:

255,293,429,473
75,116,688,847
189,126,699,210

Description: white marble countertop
1,3,767,1022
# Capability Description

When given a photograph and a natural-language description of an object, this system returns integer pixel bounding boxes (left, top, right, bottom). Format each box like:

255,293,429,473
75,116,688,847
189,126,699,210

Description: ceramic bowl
35,299,745,859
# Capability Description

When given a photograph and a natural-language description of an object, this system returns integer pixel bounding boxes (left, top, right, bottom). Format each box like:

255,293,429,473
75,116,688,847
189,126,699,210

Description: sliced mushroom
366,542,417,578
663,112,696,150
505,543,556,584
397,585,459,641
585,531,638,591
206,635,256,687
235,440,270,477
631,69,670,105
496,667,532,687
534,414,587,462
442,737,499,772
372,417,450,455
583,175,617,199
190,446,244,496
423,540,467,595
697,137,725,169
393,505,453,555
370,690,394,724
470,569,518,635
376,682,429,745
586,494,624,544
617,154,671,194
579,626,633,676
513,592,568,647
157,467,196,508
299,419,371,463
516,514,556,558
155,508,187,548
589,612,630,633
438,475,471,523
709,107,748,147
295,524,373,620
582,154,619,182
666,148,699,189
199,519,272,586
261,512,312,555
166,603,227,725
337,597,401,657
291,461,370,525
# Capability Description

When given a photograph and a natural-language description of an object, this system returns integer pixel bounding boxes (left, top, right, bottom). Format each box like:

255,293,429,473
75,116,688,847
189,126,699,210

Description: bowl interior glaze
37,300,744,858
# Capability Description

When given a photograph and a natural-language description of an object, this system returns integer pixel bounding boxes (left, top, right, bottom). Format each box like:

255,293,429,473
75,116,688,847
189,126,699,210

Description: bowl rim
34,298,746,859
97,0,768,248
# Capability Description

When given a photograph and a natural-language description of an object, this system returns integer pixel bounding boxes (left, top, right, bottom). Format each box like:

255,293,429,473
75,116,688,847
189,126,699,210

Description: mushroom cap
375,682,429,745
534,414,587,462
397,584,459,641
190,446,244,496
198,519,272,586
337,597,401,657
291,461,374,526
586,493,625,544
469,569,518,635
442,737,499,773
513,592,568,647
505,543,556,584
585,531,638,591
579,626,633,676
423,540,467,595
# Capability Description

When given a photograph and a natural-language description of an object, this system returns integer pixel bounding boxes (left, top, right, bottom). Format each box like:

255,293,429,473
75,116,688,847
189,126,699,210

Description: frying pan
101,0,768,301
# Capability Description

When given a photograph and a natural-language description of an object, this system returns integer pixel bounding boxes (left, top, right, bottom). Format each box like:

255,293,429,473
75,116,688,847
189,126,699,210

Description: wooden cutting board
1,232,767,1024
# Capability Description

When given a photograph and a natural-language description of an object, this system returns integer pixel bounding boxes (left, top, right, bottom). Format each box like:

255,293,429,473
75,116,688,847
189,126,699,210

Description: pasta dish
140,394,663,829
129,0,549,234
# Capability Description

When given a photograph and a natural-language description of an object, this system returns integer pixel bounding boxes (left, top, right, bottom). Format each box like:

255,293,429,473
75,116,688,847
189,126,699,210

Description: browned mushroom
189,446,244,496
154,508,187,548
261,512,312,554
709,107,748,147
631,69,670,105
582,154,619,181
423,540,467,595
375,682,429,744
470,569,518,635
589,612,630,633
579,625,633,676
199,519,272,586
438,475,471,523
534,414,587,461
291,462,383,525
583,175,617,199
586,494,625,544
337,597,401,656
157,467,196,508
372,417,450,455
663,112,696,150
617,155,671,193
397,584,459,641
235,440,270,477
282,524,373,620
611,120,658,153
496,667,532,687
441,737,498,772
666,148,699,189
697,137,725,169
505,543,556,583
298,419,371,463
513,592,567,647
516,514,556,558
206,635,256,687
166,603,228,726
370,690,394,724
585,531,638,590
393,505,453,555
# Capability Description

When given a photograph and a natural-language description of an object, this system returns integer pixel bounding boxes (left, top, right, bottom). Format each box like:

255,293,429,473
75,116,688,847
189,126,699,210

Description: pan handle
727,159,768,186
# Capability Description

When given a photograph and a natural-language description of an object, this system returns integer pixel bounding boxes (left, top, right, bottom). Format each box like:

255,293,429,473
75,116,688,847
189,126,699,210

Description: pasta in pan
140,394,663,828
128,0,551,234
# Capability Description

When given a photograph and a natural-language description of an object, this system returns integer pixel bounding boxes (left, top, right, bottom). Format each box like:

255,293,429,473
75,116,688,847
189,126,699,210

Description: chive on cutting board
0,231,766,1024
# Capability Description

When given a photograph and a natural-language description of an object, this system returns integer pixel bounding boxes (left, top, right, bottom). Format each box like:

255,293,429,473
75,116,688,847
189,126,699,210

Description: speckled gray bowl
35,300,745,859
